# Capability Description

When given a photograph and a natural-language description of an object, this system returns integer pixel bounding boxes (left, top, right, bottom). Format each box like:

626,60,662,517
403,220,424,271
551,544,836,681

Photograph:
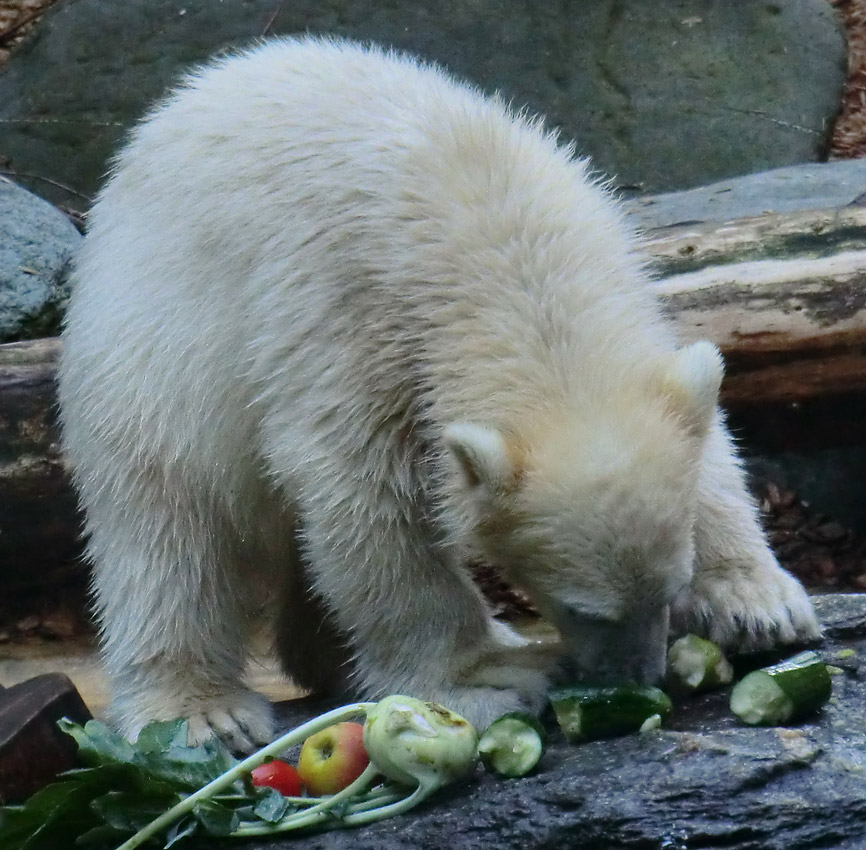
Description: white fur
58,36,819,748
663,340,725,436
444,423,512,489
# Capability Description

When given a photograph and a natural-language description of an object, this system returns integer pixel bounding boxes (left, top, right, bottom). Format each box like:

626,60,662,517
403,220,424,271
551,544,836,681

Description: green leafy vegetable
61,718,236,790
0,764,178,850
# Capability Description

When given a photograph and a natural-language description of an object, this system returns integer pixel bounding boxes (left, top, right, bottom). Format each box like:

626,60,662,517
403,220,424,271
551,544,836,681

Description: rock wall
0,0,847,214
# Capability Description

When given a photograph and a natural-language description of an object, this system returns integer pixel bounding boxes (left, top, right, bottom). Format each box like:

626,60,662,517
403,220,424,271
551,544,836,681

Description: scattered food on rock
729,650,832,726
477,712,546,778
667,634,735,695
549,683,674,743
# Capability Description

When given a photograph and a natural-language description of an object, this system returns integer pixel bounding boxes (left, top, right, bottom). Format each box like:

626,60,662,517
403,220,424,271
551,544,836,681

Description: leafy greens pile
0,718,245,849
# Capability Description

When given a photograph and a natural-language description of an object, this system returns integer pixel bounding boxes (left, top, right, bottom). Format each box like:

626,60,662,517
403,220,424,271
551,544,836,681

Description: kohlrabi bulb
363,695,479,791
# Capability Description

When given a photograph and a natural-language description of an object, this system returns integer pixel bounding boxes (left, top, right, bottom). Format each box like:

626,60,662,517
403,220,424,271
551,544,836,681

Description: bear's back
60,37,665,509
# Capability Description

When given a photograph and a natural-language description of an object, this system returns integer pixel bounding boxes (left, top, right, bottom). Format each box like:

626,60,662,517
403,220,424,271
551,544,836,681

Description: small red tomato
250,759,304,797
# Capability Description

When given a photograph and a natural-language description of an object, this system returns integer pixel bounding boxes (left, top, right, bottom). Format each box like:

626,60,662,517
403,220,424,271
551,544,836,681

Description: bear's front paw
115,687,275,754
431,685,546,731
184,692,275,753
672,559,821,653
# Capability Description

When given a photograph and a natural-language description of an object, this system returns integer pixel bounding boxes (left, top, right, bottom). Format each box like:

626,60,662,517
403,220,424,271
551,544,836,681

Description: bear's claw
672,560,822,653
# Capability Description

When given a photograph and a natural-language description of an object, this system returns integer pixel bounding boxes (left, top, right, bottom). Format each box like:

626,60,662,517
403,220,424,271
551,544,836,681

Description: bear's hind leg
672,415,821,651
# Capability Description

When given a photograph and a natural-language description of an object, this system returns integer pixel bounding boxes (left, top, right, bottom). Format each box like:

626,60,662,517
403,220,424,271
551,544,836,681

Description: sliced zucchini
729,650,831,726
549,683,673,743
477,712,546,778
667,634,734,694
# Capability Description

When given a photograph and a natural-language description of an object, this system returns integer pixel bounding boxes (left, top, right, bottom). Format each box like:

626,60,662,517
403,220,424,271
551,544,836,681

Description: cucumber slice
477,712,546,778
667,634,734,694
549,683,673,742
729,650,831,726
638,713,663,733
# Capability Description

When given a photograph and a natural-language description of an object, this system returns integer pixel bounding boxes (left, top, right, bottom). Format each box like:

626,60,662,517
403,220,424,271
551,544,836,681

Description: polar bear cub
58,36,819,750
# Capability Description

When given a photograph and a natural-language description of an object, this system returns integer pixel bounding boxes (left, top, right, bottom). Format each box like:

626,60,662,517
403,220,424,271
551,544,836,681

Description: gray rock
0,0,846,214
0,178,80,342
261,595,866,850
812,592,866,638
627,159,866,231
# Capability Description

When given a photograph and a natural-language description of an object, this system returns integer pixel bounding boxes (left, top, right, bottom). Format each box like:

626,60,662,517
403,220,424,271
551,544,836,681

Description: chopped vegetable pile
0,696,479,850
0,640,835,849
548,639,831,743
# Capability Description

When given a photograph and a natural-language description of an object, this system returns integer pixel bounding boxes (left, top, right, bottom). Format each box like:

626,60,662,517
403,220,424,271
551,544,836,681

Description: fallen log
643,205,866,449
0,338,83,593
2,204,865,587
646,206,866,401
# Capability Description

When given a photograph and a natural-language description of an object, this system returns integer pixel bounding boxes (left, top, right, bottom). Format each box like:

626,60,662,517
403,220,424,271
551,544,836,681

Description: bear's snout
556,603,670,686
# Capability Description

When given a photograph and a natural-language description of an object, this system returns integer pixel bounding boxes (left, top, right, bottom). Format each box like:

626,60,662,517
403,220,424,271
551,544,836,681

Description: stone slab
627,159,866,231
260,594,866,850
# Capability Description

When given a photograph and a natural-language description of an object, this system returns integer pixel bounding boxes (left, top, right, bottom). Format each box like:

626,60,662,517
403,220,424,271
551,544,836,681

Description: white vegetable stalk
114,696,478,849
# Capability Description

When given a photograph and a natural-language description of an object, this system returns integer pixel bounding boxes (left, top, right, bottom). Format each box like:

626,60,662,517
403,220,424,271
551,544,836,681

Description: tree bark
0,338,83,591
644,206,866,407
643,206,866,451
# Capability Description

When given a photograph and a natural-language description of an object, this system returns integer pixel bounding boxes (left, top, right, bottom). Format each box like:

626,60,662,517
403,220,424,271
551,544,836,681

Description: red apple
297,721,369,795
250,758,303,797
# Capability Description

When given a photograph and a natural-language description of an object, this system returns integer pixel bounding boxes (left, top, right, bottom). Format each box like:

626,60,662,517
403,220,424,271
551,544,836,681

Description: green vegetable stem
117,696,479,849
114,702,375,849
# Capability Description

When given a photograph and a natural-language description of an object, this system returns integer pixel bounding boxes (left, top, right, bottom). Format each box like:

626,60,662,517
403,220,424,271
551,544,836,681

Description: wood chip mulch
759,481,866,592
831,0,866,158
0,0,57,66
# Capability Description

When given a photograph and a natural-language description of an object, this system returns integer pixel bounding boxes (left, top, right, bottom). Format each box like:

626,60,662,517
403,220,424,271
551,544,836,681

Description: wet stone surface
262,594,866,850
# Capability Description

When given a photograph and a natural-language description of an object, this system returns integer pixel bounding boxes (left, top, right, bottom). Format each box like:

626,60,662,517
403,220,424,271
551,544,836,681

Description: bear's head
444,340,724,685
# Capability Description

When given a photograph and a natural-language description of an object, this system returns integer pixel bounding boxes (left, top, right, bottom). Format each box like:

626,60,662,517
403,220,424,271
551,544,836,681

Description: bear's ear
444,423,514,490
661,340,724,437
